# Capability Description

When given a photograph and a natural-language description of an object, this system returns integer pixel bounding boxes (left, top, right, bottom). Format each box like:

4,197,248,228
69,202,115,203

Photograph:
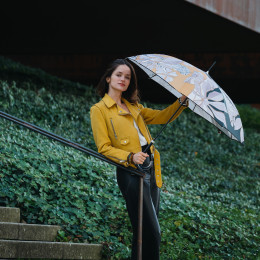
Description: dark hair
96,59,140,103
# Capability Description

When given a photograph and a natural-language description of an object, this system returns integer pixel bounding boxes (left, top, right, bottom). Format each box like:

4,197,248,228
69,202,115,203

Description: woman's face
107,65,131,94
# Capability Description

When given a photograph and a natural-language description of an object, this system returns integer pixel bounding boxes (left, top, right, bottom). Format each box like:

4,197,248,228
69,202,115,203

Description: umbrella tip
206,61,216,74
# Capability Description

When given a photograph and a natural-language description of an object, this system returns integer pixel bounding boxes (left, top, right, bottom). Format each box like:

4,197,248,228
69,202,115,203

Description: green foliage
145,102,260,259
0,57,260,259
237,104,260,132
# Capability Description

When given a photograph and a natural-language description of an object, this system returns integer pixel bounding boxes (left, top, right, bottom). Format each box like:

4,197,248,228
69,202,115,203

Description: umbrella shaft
143,98,187,154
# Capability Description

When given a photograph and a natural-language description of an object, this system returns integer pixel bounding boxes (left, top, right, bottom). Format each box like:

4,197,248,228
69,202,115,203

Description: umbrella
126,53,244,259
127,54,244,144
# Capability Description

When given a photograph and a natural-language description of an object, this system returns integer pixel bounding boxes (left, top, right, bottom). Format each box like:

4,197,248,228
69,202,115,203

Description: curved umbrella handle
137,161,153,173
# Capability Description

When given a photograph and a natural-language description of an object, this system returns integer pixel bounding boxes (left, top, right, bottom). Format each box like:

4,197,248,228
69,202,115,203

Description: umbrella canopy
127,54,244,143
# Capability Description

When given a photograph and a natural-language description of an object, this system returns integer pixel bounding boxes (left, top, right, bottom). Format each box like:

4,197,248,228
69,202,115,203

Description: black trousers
116,145,161,260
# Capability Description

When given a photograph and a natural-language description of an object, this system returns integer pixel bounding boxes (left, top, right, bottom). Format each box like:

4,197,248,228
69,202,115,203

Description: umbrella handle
137,161,153,172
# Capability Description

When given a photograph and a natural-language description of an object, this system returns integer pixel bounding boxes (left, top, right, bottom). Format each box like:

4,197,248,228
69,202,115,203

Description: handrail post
137,175,144,260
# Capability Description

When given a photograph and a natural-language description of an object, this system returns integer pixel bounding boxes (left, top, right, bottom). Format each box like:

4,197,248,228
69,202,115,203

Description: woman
90,59,188,259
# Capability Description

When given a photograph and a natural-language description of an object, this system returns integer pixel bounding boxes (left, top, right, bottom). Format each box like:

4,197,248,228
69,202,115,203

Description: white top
133,120,147,146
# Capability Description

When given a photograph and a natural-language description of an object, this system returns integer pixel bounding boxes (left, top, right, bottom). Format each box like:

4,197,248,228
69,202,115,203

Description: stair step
0,222,61,241
0,207,20,223
0,240,102,259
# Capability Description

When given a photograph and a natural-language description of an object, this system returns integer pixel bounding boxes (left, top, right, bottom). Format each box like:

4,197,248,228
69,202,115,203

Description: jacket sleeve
90,105,130,167
138,99,187,125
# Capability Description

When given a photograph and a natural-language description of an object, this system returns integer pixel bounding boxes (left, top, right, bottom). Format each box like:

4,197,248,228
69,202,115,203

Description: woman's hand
133,152,149,165
180,95,187,102
179,95,189,106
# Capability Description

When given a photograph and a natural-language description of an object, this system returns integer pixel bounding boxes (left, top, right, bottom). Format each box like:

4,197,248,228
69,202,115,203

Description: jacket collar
102,93,117,108
102,93,136,110
102,93,140,117
122,98,143,123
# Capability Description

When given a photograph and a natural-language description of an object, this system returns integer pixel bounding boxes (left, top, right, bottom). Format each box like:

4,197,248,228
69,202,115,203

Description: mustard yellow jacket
90,94,186,188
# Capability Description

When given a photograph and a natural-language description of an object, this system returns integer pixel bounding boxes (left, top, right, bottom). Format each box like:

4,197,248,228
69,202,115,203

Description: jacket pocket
110,118,118,139
120,137,130,145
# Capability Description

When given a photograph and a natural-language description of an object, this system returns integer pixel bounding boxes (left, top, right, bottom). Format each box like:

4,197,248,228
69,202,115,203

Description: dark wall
1,1,260,103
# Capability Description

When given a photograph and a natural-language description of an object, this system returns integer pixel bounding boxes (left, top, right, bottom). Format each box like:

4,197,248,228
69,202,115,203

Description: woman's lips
119,83,125,86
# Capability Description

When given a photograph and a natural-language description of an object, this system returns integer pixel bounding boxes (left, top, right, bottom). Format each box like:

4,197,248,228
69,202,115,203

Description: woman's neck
107,90,130,113
108,90,123,105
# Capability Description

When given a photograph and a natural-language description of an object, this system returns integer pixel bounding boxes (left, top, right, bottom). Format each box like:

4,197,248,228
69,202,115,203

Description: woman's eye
116,73,130,80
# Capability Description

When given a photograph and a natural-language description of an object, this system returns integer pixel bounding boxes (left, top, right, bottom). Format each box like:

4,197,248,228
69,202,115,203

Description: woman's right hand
133,152,149,165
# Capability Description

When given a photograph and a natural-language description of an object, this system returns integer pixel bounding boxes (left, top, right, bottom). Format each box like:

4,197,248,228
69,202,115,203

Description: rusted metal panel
3,52,259,103
185,0,260,33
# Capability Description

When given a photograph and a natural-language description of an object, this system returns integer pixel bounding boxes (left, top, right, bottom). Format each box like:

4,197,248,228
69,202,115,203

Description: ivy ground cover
0,56,259,259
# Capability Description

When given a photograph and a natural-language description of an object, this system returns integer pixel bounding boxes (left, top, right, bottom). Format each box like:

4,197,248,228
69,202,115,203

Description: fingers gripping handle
136,140,154,173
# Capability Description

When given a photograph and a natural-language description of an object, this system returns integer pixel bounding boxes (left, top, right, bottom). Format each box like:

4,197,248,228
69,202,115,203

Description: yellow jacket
90,94,186,188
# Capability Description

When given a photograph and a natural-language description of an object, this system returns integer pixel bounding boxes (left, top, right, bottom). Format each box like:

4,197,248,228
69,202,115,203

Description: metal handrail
0,109,146,259
0,110,145,177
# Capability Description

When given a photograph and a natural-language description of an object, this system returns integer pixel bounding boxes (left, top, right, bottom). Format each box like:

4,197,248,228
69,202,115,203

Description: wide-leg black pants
116,146,161,260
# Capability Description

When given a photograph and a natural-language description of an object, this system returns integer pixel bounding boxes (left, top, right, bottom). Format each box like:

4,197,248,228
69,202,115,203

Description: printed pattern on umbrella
128,54,244,143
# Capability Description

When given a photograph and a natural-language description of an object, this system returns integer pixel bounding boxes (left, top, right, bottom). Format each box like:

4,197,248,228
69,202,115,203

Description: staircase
0,207,102,259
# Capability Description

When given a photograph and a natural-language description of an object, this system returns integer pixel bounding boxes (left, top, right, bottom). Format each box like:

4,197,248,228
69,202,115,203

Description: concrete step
0,222,61,241
0,207,20,223
0,240,103,259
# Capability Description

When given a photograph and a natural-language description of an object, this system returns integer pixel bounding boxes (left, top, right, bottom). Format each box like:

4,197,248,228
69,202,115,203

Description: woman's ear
106,77,110,84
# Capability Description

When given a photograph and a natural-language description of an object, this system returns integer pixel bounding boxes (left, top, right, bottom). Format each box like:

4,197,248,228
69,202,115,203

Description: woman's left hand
132,152,149,165
179,95,189,106
180,95,187,103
